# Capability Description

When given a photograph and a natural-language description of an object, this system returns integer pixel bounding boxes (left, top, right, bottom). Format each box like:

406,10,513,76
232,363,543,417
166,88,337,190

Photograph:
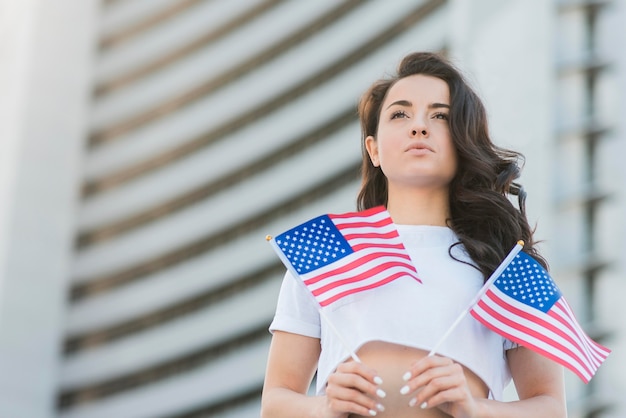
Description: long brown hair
357,52,547,279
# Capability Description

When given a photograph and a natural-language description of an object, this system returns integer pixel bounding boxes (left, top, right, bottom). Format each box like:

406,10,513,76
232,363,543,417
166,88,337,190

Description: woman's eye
390,110,408,119
433,112,449,120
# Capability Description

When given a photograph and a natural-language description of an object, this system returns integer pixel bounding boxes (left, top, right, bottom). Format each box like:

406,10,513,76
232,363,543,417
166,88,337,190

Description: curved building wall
60,1,449,417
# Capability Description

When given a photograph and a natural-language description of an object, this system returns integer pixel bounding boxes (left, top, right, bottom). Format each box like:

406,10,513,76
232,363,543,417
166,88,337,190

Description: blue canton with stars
493,252,561,313
275,215,353,275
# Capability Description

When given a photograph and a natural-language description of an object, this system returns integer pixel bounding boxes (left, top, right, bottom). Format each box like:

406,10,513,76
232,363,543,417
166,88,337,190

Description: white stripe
478,289,597,375
317,264,418,304
488,287,602,364
537,300,605,367
548,301,606,366
555,300,611,359
300,246,413,284
472,302,594,382
478,296,591,371
482,289,598,371
347,235,404,247
338,222,397,237
331,209,389,226
302,251,417,293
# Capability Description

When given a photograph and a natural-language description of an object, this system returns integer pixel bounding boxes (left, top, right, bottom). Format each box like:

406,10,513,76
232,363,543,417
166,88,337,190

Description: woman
261,52,566,417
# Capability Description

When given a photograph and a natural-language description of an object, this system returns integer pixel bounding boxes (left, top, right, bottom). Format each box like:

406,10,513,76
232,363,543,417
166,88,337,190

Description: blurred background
0,0,624,417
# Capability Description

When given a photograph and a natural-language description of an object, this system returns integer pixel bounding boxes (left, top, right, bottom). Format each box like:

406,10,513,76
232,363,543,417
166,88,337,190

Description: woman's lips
405,142,433,155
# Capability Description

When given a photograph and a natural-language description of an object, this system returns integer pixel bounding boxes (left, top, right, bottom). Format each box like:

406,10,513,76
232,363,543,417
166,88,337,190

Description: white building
0,0,623,417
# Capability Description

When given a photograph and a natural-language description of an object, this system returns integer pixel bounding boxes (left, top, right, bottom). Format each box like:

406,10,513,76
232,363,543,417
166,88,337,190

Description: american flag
470,251,610,383
272,206,420,307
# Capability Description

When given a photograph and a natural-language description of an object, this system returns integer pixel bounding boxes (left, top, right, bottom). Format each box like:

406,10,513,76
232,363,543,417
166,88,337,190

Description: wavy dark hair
357,52,547,279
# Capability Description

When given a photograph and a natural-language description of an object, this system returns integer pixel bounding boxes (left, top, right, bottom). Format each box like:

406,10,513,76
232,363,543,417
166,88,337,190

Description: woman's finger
408,373,465,406
335,361,387,399
402,354,454,382
326,396,384,417
419,384,467,409
400,357,461,396
400,360,477,417
337,361,384,385
325,362,386,416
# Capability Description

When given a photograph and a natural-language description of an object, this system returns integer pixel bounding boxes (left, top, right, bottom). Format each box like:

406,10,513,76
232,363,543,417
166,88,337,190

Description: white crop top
269,225,514,400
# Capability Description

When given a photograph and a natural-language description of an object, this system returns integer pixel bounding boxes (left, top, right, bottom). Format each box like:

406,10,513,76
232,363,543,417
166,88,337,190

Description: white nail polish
376,403,385,412
374,376,383,385
400,385,410,395
402,371,412,381
368,409,377,416
408,397,418,407
376,388,387,398
420,402,428,409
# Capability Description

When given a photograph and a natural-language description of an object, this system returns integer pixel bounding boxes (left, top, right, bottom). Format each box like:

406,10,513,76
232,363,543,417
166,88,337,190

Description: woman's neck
386,186,450,226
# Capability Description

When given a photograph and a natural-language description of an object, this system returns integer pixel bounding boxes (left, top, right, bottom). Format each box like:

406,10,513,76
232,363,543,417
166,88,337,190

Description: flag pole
267,235,362,364
427,240,525,357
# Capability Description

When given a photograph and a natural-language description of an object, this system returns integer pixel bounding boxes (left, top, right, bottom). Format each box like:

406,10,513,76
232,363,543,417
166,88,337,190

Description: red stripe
319,271,408,306
547,303,602,364
469,309,592,383
475,292,594,377
485,291,594,364
303,251,414,286
351,242,407,252
310,260,419,296
311,261,421,296
332,218,393,230
550,300,610,361
328,206,386,219
343,230,399,242
548,302,578,335
477,297,574,355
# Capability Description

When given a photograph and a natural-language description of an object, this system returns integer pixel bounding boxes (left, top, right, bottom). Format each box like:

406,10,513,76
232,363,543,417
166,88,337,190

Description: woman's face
366,74,457,192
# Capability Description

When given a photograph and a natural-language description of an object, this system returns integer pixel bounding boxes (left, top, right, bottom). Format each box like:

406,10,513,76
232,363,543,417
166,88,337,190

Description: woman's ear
365,135,380,167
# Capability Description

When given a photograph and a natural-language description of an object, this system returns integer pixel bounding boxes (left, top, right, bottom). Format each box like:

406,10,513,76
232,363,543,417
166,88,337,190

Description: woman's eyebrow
430,102,450,109
386,100,450,110
386,99,412,109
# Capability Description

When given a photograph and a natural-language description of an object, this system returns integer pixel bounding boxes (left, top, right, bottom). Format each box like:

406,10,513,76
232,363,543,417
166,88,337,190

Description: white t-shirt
269,224,515,400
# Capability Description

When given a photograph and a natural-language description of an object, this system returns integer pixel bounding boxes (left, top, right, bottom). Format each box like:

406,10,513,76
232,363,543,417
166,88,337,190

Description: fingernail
368,409,377,416
376,403,385,412
420,402,428,409
400,385,410,395
376,388,387,398
374,376,383,385
402,371,412,381
408,397,418,407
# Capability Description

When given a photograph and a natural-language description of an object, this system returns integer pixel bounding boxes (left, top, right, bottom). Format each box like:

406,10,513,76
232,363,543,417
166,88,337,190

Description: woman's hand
324,360,387,417
399,355,478,418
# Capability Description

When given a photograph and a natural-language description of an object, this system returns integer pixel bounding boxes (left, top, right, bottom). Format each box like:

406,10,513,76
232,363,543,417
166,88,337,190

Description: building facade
0,0,624,417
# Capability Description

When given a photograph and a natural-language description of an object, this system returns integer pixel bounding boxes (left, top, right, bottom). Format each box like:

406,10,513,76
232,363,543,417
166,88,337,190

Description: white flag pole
427,240,525,357
267,236,362,364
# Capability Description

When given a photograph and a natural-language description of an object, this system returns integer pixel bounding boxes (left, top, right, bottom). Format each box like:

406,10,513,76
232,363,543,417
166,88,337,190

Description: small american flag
470,251,610,383
272,206,420,307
